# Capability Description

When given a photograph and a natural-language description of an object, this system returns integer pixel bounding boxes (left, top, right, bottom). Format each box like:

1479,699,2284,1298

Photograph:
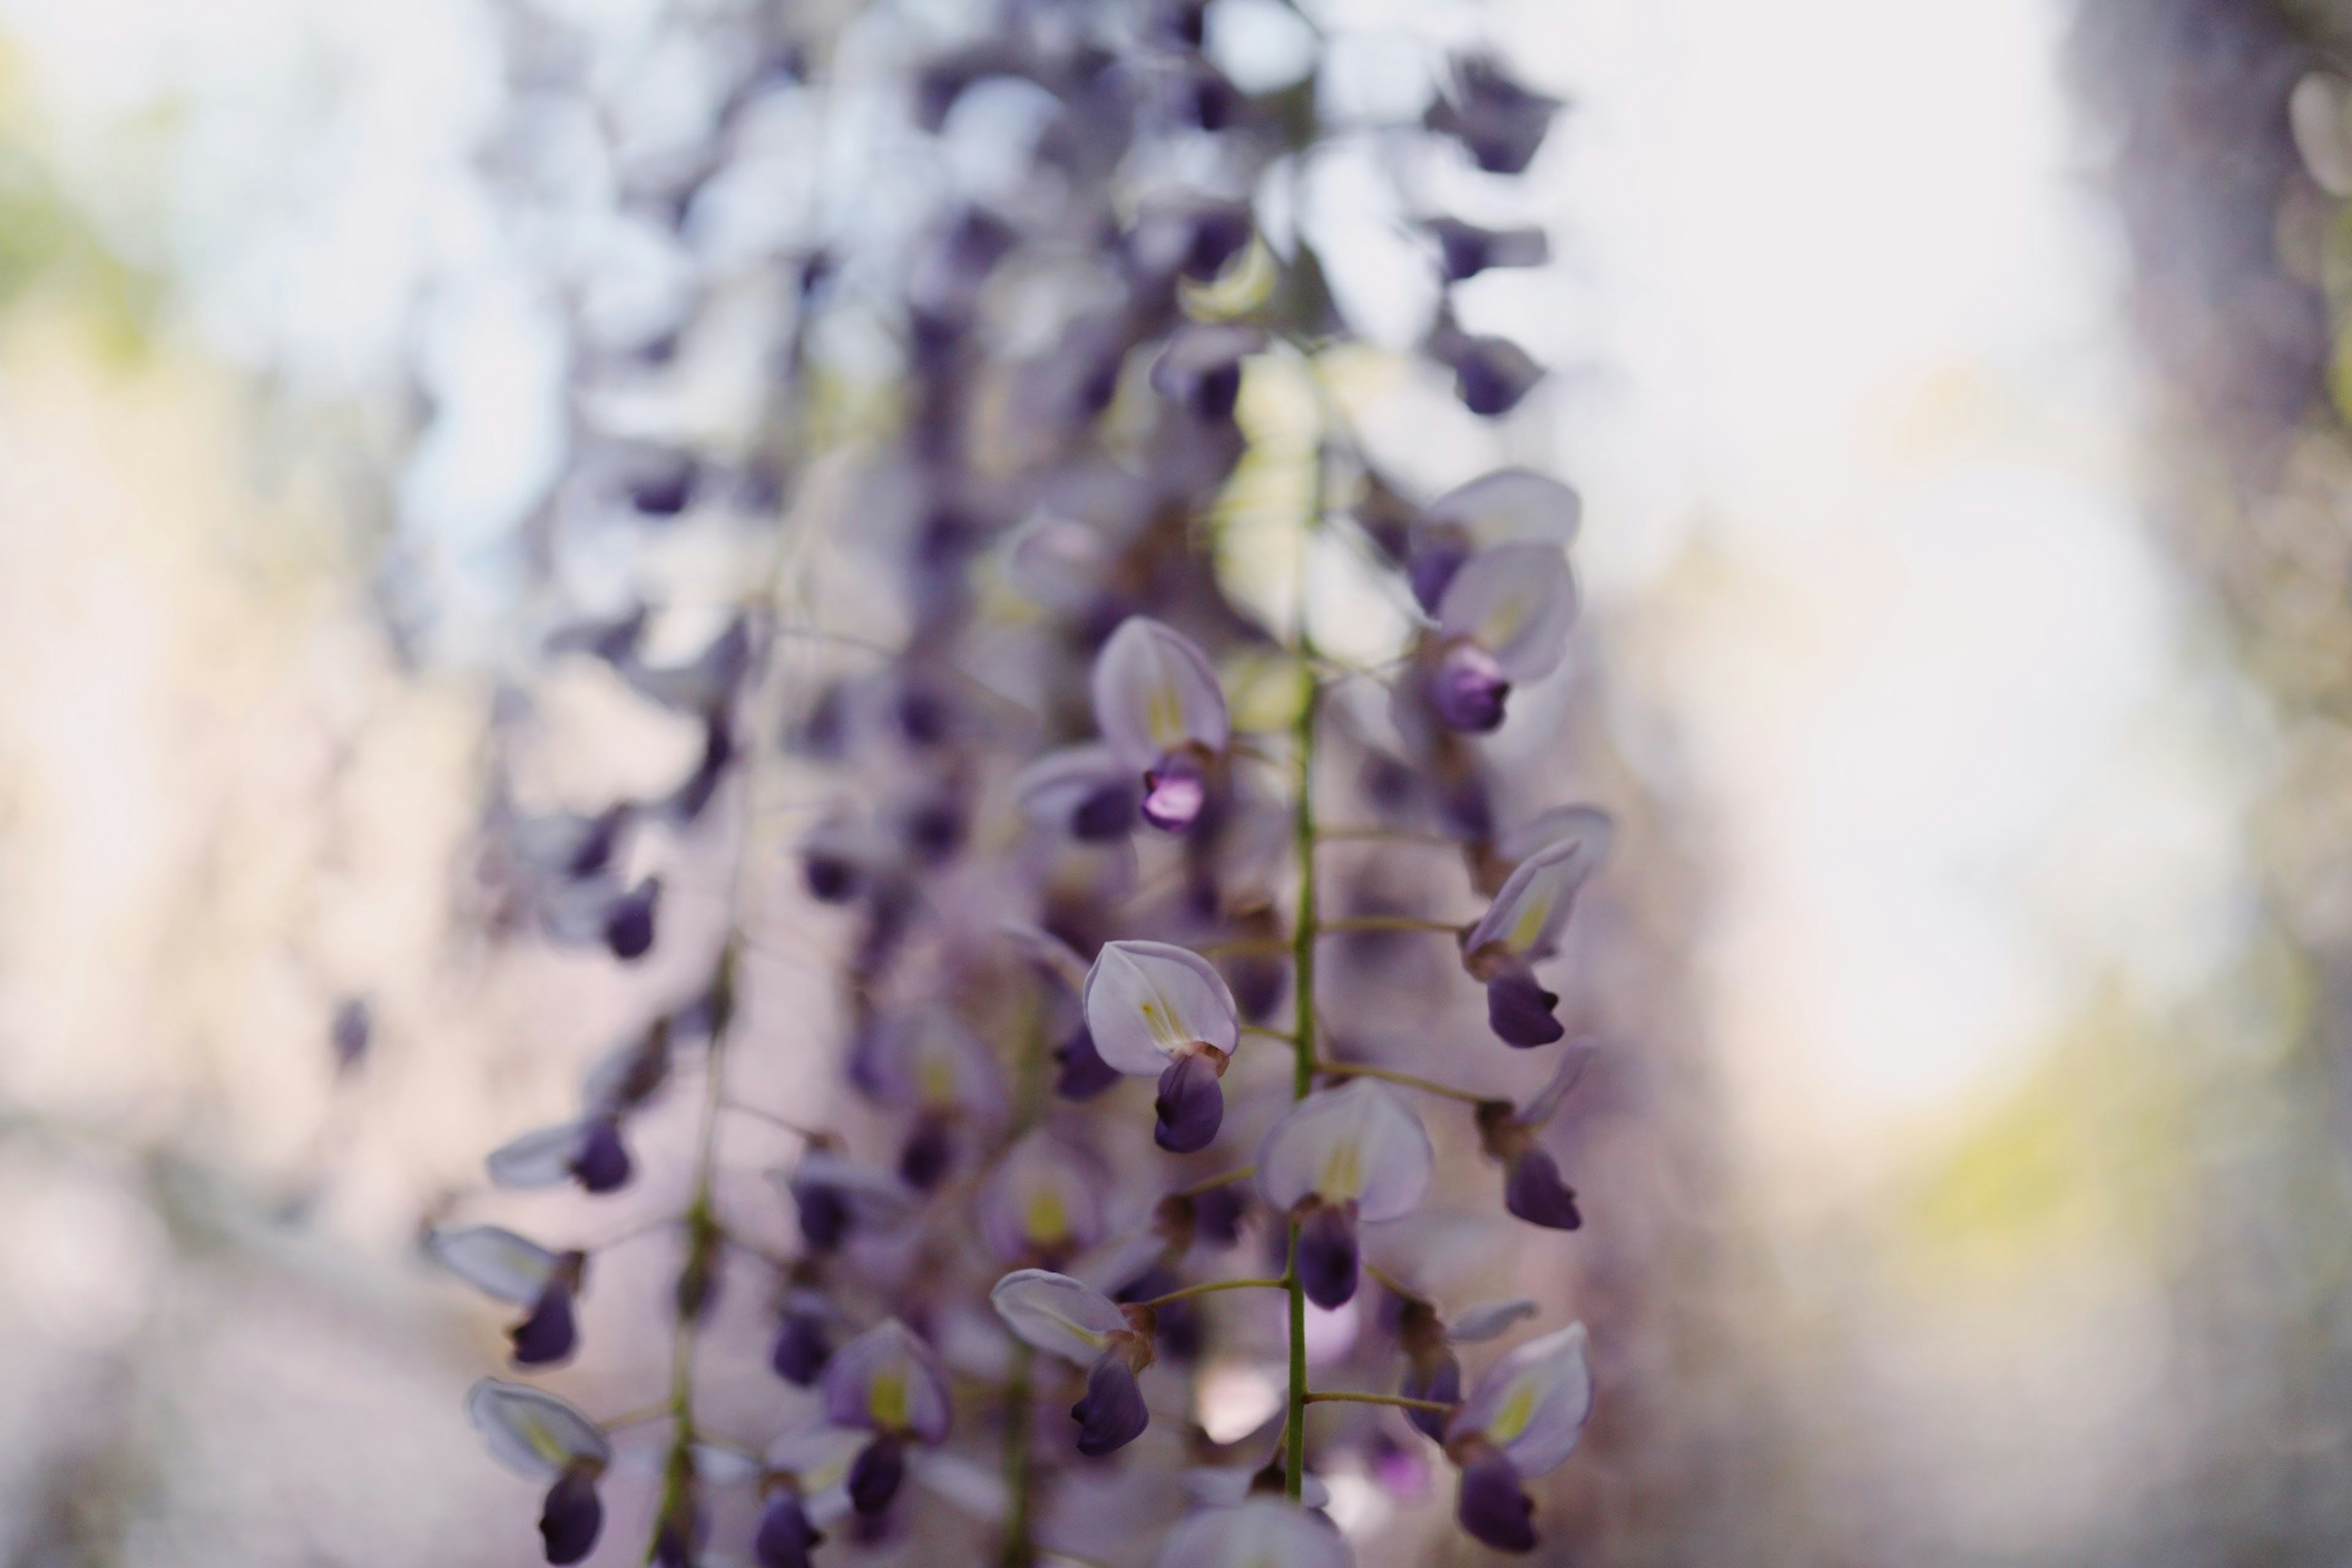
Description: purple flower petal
539,1465,603,1566
1455,1444,1536,1553
1155,1054,1226,1153
1072,1351,1152,1456
1504,1147,1582,1230
1486,968,1564,1048
1296,1203,1359,1311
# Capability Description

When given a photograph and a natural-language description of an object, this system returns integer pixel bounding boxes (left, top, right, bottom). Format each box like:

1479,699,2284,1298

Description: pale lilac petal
1421,469,1581,550
1254,1082,1434,1222
1181,1469,1332,1509
1155,1499,1353,1568
2293,74,2352,198
1465,830,1604,963
989,1269,1132,1365
486,1121,591,1189
977,1134,1107,1264
821,1319,952,1444
428,1226,560,1307
467,1379,609,1480
1082,940,1240,1075
995,920,1090,992
1016,744,1135,829
867,1011,1011,1123
1515,1039,1597,1129
1447,1322,1594,1479
1091,617,1229,771
1494,804,1615,873
1436,543,1577,682
1449,1298,1539,1344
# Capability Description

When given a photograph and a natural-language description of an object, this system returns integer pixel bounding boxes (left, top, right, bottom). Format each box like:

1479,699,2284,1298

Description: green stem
1131,1275,1290,1310
1314,914,1462,936
1284,655,1320,1500
1313,1059,1491,1106
1303,1390,1457,1414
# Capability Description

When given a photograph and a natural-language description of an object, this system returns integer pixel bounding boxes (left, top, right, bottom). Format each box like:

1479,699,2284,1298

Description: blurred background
0,0,2343,1562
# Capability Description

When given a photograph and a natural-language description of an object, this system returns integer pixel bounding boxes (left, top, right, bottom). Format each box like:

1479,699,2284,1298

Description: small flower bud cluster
428,4,1612,1564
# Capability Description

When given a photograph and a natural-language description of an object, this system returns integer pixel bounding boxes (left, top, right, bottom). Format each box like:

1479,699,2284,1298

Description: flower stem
1314,913,1463,936
1284,652,1320,1501
1313,1059,1491,1106
1302,1390,1457,1415
1132,1275,1290,1309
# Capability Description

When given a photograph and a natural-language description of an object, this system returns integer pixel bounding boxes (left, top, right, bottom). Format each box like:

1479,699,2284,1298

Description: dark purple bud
1430,55,1564,176
1194,1182,1247,1248
793,1180,850,1251
1457,1444,1537,1553
1183,203,1253,281
901,796,966,864
1409,542,1470,615
1055,1025,1123,1099
848,1434,905,1515
899,1118,955,1190
1425,218,1550,283
1071,778,1140,840
510,1280,578,1366
667,717,734,823
1140,760,1207,832
539,1465,603,1566
629,459,696,517
1504,1146,1583,1231
897,684,951,747
603,878,659,961
1450,336,1543,417
1071,1351,1152,1457
1431,643,1510,733
1154,1055,1225,1153
330,997,370,1074
1297,1202,1360,1311
802,850,861,904
1401,1354,1461,1442
1486,968,1564,1047
772,1310,832,1385
570,1119,632,1193
755,1493,823,1568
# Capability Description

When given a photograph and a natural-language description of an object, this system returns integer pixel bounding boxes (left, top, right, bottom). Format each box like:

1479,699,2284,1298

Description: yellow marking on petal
524,1417,572,1468
917,1054,957,1107
1147,677,1187,749
1024,1188,1071,1246
1507,891,1555,954
869,1370,909,1430
1317,1138,1364,1202
1486,1378,1540,1446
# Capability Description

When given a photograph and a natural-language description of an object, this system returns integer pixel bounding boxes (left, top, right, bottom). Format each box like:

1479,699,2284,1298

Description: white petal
427,1226,559,1306
1449,1298,1539,1344
485,1121,590,1189
1182,1468,1332,1510
1091,617,1229,770
467,1379,609,1480
1155,1499,1353,1568
1422,469,1581,549
1254,1081,1433,1222
1494,804,1614,873
990,1269,1132,1365
1515,1039,1597,1129
1464,830,1603,962
1435,543,1578,682
2293,74,2352,198
1082,940,1240,1075
1447,1322,1594,1479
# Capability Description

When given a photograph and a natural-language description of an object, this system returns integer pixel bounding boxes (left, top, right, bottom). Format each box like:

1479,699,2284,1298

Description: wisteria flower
1424,53,1565,176
467,1379,611,1565
487,1116,632,1195
1461,819,1610,1046
1393,1291,1539,1439
1091,617,1229,832
978,1132,1108,1267
1157,1498,1353,1568
1084,940,1242,1152
778,1150,919,1254
429,1226,589,1366
992,1268,1159,1456
1422,541,1578,734
821,1319,952,1515
1444,1323,1594,1553
1407,469,1583,614
1422,217,1551,284
1256,1081,1435,1308
1017,744,1144,841
1477,1039,1596,1229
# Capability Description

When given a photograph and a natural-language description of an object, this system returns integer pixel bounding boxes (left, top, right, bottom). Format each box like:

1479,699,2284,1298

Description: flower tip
1154,1055,1225,1153
539,1465,604,1565
1072,1352,1152,1456
1487,970,1564,1047
1456,1447,1537,1553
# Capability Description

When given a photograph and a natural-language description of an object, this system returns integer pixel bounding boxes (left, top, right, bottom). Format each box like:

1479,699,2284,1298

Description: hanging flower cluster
426,2,1614,1564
